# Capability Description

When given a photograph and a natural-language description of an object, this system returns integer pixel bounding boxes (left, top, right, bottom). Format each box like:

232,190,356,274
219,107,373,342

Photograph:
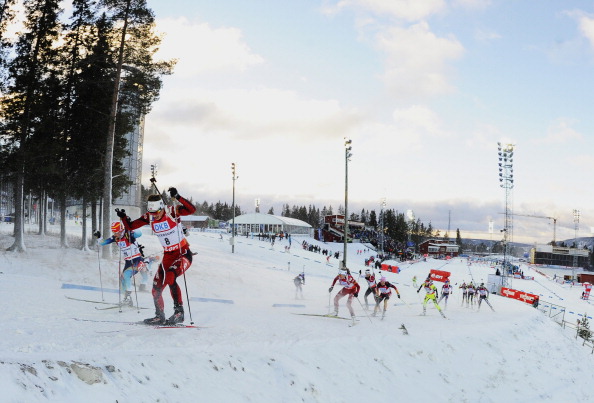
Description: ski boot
122,291,133,306
166,304,184,325
144,311,166,325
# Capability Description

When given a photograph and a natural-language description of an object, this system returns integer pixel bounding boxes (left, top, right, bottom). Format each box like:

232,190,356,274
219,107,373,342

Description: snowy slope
1,225,594,403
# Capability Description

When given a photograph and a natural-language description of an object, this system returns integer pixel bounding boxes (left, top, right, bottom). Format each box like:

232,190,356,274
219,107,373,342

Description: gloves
328,286,333,293
354,293,358,298
398,294,401,299
417,290,419,293
168,187,180,200
93,231,101,239
115,208,126,218
150,177,156,183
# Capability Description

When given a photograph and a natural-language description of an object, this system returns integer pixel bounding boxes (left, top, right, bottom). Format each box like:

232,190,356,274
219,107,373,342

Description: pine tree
578,314,592,341
3,0,62,252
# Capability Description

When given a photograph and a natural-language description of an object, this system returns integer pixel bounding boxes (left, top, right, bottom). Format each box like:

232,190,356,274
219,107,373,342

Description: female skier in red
329,268,360,319
118,186,196,325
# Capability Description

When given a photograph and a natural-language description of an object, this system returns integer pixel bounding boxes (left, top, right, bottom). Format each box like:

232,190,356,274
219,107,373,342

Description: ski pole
355,297,373,323
118,248,122,313
96,239,104,301
132,264,139,313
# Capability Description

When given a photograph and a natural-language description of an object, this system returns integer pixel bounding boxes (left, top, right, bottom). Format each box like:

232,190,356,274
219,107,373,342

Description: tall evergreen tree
3,0,62,252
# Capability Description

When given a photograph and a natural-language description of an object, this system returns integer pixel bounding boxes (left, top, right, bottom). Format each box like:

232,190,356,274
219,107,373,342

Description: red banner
380,264,399,273
429,270,450,283
501,287,539,305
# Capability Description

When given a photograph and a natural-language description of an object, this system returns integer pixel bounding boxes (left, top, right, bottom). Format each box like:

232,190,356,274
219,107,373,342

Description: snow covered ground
2,222,594,403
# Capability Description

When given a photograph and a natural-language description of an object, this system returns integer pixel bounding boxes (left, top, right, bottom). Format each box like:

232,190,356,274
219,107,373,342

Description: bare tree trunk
81,197,89,251
59,193,69,248
101,0,131,259
7,171,25,252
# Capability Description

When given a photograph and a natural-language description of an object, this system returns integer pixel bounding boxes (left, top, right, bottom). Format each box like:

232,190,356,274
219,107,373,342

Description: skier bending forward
119,186,196,325
329,268,360,319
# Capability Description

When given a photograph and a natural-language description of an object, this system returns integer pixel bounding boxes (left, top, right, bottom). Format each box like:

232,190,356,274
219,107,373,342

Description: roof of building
180,215,210,222
229,213,312,228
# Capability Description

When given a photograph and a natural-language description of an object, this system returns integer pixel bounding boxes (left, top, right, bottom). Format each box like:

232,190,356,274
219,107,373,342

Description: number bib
117,238,141,260
151,214,184,252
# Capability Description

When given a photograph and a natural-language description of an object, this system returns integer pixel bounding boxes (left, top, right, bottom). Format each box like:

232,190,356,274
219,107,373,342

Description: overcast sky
139,0,594,244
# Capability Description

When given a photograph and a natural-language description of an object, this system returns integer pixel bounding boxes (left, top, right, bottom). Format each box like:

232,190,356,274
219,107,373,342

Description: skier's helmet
111,221,123,234
380,276,387,282
147,194,164,213
339,269,348,277
365,269,371,275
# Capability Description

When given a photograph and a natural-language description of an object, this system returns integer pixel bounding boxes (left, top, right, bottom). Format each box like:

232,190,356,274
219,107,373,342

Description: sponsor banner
380,264,399,273
501,287,539,305
429,269,450,283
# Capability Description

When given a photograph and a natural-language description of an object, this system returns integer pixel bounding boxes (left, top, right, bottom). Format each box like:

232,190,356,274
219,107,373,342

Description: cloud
574,12,594,50
539,118,583,144
150,87,363,141
392,104,445,137
474,28,502,42
322,0,446,21
375,22,464,100
154,17,264,78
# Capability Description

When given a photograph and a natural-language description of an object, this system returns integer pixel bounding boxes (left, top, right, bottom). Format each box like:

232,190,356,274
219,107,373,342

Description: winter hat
380,276,387,282
111,222,123,233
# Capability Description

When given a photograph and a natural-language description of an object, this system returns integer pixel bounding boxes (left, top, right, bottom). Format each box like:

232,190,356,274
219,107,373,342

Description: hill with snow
2,223,594,403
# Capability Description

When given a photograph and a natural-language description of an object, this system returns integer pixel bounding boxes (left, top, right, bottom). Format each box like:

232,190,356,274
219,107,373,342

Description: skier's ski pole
117,248,123,313
132,264,139,313
96,240,105,301
400,297,412,310
355,297,373,323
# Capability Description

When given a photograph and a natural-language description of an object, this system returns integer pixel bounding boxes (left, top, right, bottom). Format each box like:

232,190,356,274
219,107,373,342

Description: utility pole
231,163,237,253
343,138,352,269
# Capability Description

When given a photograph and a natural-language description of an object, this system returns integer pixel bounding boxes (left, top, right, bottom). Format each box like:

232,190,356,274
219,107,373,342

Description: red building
316,215,364,243
419,239,460,258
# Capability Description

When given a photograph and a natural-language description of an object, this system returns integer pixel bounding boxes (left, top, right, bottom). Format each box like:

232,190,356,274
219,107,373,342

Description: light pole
406,209,415,256
255,198,260,213
498,142,514,288
380,197,386,256
343,138,352,269
231,163,237,253
573,209,580,280
489,219,494,256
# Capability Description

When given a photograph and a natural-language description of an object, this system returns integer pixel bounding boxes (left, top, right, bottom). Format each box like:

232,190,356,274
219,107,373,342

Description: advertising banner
380,264,399,273
429,269,450,283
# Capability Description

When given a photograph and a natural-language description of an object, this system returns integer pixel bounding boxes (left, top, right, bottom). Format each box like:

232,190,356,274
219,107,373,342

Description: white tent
229,213,312,236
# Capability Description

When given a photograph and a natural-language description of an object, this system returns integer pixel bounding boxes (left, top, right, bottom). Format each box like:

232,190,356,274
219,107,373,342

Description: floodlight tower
380,197,386,256
343,138,352,269
231,163,237,253
498,142,515,287
573,209,580,280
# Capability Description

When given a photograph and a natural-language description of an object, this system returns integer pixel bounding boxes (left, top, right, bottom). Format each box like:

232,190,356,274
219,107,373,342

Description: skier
437,279,453,308
459,281,468,306
373,276,400,318
362,269,377,309
118,186,197,325
412,275,418,288
95,222,144,306
417,278,445,318
293,272,305,299
329,268,360,319
467,282,476,307
476,283,494,311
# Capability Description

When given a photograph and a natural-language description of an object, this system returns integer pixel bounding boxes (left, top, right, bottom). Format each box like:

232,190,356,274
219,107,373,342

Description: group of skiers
96,184,196,326
325,268,495,320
